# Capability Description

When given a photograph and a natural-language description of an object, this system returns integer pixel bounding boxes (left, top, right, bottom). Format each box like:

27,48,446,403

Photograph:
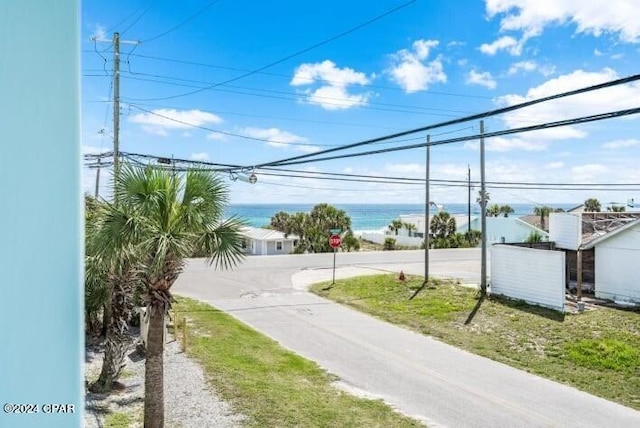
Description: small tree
500,205,514,217
525,231,543,243
389,219,404,236
607,205,626,212
584,198,601,212
486,204,501,217
476,190,491,210
533,206,551,231
383,237,396,250
342,230,360,252
403,222,417,237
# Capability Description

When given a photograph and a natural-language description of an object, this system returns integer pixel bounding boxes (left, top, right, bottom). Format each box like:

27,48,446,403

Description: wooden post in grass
576,250,583,301
182,317,187,352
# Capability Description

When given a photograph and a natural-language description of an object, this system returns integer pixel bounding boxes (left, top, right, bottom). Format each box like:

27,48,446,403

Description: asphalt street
173,249,640,427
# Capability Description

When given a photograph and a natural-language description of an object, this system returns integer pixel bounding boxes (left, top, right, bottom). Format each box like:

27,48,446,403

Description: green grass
173,297,424,428
104,411,133,428
310,274,640,410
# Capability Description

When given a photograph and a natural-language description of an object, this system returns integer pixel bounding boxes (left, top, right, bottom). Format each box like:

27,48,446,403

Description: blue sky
82,0,640,207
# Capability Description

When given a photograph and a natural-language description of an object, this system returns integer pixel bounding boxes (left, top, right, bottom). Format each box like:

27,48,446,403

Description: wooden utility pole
480,120,487,295
424,135,430,285
112,32,120,176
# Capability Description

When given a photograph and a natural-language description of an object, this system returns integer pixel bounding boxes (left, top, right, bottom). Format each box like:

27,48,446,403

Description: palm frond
195,216,247,270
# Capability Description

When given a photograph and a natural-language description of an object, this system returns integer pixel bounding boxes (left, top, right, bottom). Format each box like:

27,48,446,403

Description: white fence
360,232,424,248
491,245,565,311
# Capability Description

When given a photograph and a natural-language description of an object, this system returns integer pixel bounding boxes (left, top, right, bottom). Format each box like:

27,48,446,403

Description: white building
550,213,640,303
239,226,299,256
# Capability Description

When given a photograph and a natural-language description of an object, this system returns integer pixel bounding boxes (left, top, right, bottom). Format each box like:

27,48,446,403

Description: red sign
329,234,342,249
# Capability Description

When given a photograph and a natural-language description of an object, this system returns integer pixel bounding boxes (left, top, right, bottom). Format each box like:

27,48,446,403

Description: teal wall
0,2,82,427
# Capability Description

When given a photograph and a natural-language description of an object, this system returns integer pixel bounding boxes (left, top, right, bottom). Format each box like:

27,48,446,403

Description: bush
525,231,543,243
383,237,396,251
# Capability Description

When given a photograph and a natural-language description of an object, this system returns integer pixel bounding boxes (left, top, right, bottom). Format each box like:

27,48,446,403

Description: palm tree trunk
90,273,135,393
144,306,165,428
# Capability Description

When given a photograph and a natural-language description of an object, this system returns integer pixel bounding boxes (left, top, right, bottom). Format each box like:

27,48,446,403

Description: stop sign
329,234,342,248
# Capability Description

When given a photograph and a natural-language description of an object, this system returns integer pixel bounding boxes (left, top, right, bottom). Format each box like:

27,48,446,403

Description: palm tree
500,205,514,217
270,211,290,233
607,205,626,212
486,204,501,217
584,198,601,212
389,219,404,236
403,222,417,237
85,195,141,394
533,206,551,231
430,211,456,239
97,163,246,427
476,190,490,212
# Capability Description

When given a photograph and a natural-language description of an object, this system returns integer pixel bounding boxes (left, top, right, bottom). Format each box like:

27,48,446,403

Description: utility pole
480,120,487,296
112,32,120,177
91,33,139,181
94,157,101,198
467,165,471,233
410,134,431,300
424,134,430,285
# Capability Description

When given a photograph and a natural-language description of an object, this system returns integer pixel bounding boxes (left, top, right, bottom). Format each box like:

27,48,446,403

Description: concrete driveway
173,249,640,427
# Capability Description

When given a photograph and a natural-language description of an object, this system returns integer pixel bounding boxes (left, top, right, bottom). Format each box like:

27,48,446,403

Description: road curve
174,249,640,427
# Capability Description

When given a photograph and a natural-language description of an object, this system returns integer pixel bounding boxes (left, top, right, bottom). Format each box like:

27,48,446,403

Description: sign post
329,234,342,285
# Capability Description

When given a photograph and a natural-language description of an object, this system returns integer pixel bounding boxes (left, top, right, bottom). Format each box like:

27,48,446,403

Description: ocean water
226,203,578,231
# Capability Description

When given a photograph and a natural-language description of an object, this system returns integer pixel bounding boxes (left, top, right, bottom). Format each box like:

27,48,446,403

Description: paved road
174,249,640,427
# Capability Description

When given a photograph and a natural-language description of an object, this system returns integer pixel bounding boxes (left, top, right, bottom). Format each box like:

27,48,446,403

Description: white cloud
90,25,107,40
508,60,536,75
190,152,210,161
495,68,640,140
466,70,497,89
479,35,524,55
507,60,556,76
545,161,564,169
594,48,604,56
485,0,640,43
383,163,424,175
129,109,222,136
290,60,371,110
387,39,447,93
571,163,609,181
601,139,640,149
240,127,318,153
447,41,466,48
82,144,107,155
464,137,548,152
611,53,624,60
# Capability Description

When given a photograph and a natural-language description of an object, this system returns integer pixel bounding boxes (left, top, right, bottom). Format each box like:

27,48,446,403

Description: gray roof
581,218,640,249
239,226,298,241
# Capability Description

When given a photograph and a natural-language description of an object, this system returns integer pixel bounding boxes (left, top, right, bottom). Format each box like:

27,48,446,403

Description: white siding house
239,227,299,255
583,220,640,303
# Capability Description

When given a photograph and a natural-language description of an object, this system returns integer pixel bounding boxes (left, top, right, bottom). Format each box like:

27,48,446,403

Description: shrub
383,237,396,251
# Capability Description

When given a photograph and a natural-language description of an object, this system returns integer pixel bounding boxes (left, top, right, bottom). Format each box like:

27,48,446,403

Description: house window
293,240,298,247
276,241,283,251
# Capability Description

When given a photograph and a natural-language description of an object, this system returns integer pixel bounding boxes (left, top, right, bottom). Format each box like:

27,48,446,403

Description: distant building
239,226,299,255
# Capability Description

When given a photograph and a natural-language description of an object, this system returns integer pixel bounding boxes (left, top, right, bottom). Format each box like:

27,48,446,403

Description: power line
113,73,471,117
102,52,494,101
141,0,221,43
248,73,640,168
86,151,640,192
127,0,417,101
120,0,157,36
127,104,339,147
260,107,640,168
